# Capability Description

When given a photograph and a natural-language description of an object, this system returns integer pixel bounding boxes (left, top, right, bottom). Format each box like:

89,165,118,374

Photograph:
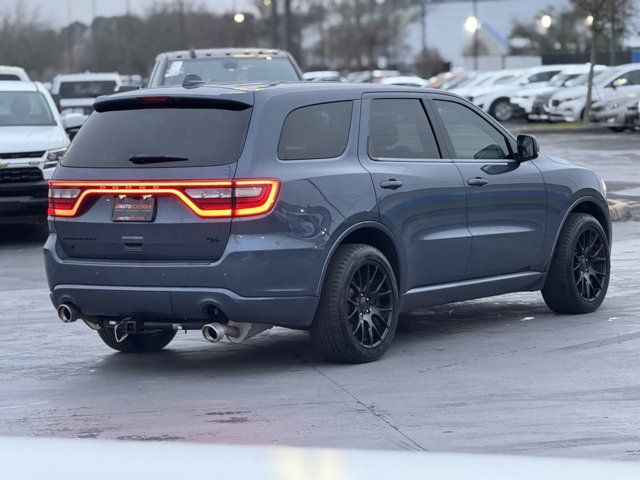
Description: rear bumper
44,232,322,328
50,284,317,328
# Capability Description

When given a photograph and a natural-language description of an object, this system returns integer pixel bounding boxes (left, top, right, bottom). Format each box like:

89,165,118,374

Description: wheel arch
546,195,611,270
315,222,404,297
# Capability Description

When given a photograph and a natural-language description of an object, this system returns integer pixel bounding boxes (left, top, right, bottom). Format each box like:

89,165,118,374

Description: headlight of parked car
559,94,585,104
44,147,67,169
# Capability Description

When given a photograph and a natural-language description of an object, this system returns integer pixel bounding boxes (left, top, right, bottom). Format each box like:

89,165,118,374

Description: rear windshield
59,81,117,98
62,106,252,168
0,74,21,81
161,57,300,85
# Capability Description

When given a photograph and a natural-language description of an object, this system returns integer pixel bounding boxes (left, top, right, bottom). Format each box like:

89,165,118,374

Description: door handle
467,177,489,187
380,179,403,190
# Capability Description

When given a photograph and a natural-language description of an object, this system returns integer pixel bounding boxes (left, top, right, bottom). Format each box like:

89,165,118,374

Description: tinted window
62,106,251,168
368,98,440,160
278,102,352,160
613,69,640,87
0,92,55,126
435,100,512,160
59,81,117,98
162,57,300,85
528,70,560,83
0,74,21,81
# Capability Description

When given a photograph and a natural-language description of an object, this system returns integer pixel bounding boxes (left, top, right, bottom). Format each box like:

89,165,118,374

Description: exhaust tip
57,303,79,323
202,323,226,343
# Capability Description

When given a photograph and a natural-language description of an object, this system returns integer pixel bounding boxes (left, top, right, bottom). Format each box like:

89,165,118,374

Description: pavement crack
270,333,428,452
556,331,640,352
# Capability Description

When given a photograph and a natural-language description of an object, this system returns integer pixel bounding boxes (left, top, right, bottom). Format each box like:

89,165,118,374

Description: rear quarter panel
232,91,378,297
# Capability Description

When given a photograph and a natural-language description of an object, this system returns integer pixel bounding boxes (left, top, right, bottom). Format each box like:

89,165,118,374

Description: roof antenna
182,73,205,88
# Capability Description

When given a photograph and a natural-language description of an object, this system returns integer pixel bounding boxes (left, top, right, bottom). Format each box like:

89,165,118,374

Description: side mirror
517,134,539,161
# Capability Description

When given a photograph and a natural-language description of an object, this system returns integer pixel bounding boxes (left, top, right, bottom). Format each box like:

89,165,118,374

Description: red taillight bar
48,179,280,219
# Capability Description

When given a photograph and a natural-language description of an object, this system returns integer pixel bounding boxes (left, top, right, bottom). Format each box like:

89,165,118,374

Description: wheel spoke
344,260,395,349
367,265,379,289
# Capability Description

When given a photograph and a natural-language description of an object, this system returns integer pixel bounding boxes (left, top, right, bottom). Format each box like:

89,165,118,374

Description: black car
45,82,611,363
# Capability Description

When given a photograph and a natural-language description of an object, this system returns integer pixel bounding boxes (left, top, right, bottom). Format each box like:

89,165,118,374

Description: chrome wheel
347,261,394,349
573,227,608,301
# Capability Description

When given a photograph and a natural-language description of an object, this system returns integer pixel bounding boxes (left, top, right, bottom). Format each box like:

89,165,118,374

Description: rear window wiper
128,154,189,164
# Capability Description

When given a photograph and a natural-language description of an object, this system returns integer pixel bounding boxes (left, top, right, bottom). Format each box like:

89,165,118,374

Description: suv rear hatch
50,92,255,261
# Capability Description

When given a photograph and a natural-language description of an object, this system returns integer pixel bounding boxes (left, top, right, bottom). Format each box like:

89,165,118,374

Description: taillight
48,179,280,218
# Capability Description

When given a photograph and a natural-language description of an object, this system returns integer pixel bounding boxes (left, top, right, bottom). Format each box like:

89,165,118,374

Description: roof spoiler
94,94,252,112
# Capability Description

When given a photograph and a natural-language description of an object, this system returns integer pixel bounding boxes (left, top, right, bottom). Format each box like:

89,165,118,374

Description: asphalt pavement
1,131,639,461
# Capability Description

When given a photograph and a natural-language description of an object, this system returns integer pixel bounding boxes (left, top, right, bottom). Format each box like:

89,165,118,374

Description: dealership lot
1,131,639,460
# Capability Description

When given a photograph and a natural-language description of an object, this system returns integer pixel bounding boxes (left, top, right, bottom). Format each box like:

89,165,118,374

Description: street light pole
284,0,292,52
271,0,279,48
472,0,478,70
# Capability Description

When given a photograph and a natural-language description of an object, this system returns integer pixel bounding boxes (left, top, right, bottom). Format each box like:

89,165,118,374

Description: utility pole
284,0,292,52
472,0,479,70
420,0,427,61
177,0,186,48
609,1,616,65
271,0,279,48
67,0,74,72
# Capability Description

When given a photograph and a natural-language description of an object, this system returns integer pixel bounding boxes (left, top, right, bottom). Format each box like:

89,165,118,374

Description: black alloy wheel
573,227,608,302
347,261,395,349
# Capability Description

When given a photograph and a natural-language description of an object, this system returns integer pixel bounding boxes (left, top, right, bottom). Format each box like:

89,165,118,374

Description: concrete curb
510,125,606,135
608,199,632,222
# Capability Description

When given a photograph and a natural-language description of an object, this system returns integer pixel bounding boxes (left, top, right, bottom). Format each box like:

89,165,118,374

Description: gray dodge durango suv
45,82,611,363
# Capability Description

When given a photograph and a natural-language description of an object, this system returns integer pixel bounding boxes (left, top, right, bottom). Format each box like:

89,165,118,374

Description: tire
490,98,513,122
97,327,176,353
311,243,399,363
609,126,625,132
542,213,610,314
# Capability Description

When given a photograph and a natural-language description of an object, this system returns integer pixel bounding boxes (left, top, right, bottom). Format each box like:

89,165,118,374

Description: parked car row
441,63,640,131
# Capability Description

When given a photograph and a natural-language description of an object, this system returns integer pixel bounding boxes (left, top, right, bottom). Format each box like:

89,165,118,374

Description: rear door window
368,98,440,160
62,105,252,168
278,101,352,160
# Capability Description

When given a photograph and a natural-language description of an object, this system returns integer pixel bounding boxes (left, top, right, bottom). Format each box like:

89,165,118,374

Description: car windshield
548,73,576,87
58,80,117,98
161,57,300,85
0,91,55,126
596,68,620,85
493,73,523,85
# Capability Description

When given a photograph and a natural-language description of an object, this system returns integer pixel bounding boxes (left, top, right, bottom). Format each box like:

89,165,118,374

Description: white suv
0,81,69,225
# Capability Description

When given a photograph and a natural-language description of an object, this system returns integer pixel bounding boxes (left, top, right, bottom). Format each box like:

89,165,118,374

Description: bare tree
572,0,635,123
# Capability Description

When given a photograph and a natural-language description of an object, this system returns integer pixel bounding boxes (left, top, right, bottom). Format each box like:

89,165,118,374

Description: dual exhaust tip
57,304,266,345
